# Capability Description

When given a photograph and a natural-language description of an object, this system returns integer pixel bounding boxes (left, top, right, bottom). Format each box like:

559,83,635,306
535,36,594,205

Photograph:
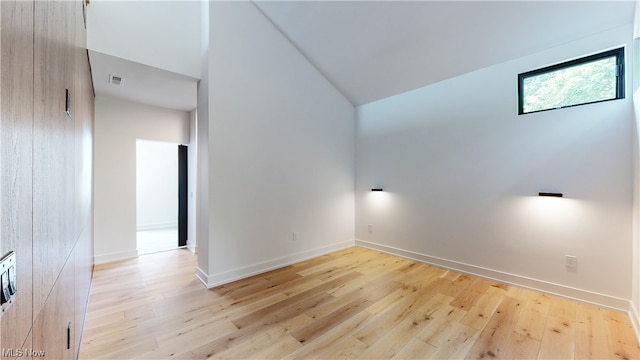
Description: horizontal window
518,47,625,115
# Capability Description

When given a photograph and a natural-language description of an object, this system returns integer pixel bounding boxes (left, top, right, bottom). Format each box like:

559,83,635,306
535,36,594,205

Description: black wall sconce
371,188,384,192
539,192,563,198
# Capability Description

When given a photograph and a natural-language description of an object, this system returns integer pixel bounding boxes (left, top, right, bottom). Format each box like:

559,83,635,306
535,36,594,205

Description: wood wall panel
32,259,75,360
0,0,34,351
22,331,32,358
62,0,77,256
74,10,92,240
33,0,77,316
1,0,94,358
74,225,92,354
74,9,85,240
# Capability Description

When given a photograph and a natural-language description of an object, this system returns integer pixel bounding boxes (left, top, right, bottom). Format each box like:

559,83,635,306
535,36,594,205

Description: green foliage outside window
518,48,623,114
522,57,616,113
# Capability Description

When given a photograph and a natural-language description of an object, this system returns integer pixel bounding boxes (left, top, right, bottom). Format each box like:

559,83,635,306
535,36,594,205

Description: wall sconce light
538,192,563,198
371,188,384,192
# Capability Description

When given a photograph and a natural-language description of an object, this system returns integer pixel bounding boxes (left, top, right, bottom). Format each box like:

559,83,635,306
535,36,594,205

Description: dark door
178,145,188,247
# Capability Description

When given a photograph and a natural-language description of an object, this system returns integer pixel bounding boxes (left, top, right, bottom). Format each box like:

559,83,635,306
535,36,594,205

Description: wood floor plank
416,305,467,347
314,336,368,359
365,288,407,316
432,273,476,298
606,310,640,348
357,305,438,359
248,332,305,360
415,291,455,316
79,248,640,360
279,313,314,335
538,315,575,359
283,310,376,360
84,337,159,359
514,297,551,341
214,326,301,360
152,286,224,316
306,277,399,322
575,304,613,359
145,317,238,359
208,291,289,325
450,278,489,311
605,309,640,360
499,331,541,359
392,337,437,359
232,290,334,330
82,307,217,349
459,288,505,330
427,322,479,359
548,296,577,320
233,272,362,329
291,297,372,344
186,274,364,358
353,282,442,347
404,264,448,288
464,296,525,359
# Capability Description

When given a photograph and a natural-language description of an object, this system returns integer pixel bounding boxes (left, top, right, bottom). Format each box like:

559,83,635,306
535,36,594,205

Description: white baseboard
187,241,197,254
136,222,178,231
94,250,139,265
356,239,630,312
199,240,355,288
195,266,209,287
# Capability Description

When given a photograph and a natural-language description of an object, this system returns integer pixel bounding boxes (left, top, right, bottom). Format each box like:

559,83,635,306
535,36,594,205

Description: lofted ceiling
87,1,635,111
254,1,636,106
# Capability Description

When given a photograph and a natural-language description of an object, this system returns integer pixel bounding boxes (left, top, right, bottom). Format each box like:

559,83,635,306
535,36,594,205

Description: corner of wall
186,241,197,254
630,301,640,344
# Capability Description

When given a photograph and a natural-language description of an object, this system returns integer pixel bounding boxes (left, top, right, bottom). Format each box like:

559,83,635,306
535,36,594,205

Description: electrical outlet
292,233,297,241
565,255,577,268
368,224,373,234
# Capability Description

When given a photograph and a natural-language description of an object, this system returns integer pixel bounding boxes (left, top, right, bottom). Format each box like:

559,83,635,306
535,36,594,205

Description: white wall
136,140,179,230
356,25,634,309
632,87,640,335
94,96,190,264
188,109,198,253
86,0,201,78
197,1,355,286
631,0,640,338
195,0,210,277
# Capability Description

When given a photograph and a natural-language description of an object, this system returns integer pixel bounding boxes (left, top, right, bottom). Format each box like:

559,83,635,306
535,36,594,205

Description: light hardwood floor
79,247,640,359
137,228,180,255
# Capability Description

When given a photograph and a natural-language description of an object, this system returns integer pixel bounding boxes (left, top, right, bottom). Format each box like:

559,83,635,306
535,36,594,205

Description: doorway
136,139,183,254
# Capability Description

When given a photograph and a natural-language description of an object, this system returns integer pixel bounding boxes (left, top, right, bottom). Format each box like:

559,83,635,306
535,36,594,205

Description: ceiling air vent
109,74,124,86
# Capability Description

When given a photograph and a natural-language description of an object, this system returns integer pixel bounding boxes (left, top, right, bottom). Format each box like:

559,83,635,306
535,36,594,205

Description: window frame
517,47,625,115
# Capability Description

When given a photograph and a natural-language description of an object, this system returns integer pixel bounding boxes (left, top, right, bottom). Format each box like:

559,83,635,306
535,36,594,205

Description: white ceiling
254,1,636,106
87,1,635,111
88,50,198,112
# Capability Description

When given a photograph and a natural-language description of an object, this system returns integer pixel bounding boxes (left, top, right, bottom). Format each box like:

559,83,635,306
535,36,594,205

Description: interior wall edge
195,266,209,288
355,239,630,312
186,243,197,254
629,301,640,344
